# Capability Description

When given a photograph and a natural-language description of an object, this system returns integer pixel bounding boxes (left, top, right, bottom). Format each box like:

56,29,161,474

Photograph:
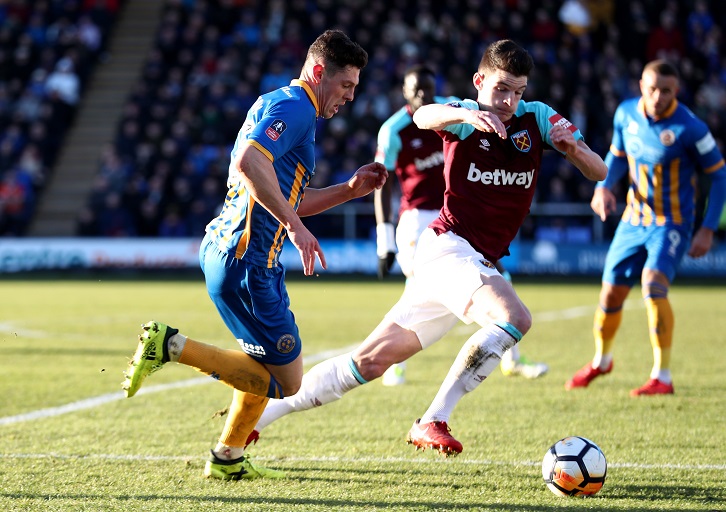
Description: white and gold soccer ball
542,436,607,497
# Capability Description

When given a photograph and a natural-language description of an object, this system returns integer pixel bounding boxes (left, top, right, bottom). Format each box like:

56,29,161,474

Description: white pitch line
0,321,47,338
4,302,719,475
1,452,724,471
0,345,356,427
0,301,635,427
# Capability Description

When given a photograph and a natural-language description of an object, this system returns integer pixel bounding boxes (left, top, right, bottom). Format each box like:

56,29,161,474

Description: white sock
592,353,612,370
167,333,186,362
500,343,520,367
420,324,517,424
652,368,672,383
254,353,363,432
213,444,244,460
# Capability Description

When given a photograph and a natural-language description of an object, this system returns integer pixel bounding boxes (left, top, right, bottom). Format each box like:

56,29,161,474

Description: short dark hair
306,29,368,74
478,39,534,78
404,64,436,81
643,59,680,80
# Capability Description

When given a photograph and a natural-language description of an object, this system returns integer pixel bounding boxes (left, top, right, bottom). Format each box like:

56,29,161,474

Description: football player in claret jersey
374,65,451,281
375,65,547,386
566,60,726,396
245,40,606,459
121,29,387,480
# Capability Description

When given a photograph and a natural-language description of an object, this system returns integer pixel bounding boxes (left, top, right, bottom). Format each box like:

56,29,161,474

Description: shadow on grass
605,482,726,504
0,492,680,512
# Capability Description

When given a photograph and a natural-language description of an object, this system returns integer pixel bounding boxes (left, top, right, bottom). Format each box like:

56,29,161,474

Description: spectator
158,207,188,237
77,15,102,55
46,56,81,126
685,0,714,52
646,11,686,62
0,168,34,235
96,191,135,237
16,144,46,188
76,205,99,236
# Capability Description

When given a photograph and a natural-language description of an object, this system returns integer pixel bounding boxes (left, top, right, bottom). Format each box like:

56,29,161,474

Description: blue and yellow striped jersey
602,97,726,228
205,79,318,268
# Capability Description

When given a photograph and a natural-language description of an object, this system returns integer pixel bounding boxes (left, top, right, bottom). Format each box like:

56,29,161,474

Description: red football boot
630,378,674,397
565,360,613,390
406,419,463,456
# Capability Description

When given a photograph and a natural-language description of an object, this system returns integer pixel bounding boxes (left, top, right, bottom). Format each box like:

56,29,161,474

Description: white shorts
386,228,501,348
395,208,441,277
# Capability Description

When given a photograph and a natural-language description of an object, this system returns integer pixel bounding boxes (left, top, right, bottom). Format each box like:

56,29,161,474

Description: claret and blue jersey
206,79,318,268
430,98,583,262
603,97,726,229
375,96,458,214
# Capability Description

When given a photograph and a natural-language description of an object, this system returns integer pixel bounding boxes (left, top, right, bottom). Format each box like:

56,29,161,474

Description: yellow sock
644,297,673,372
179,339,283,398
593,306,622,367
219,390,269,448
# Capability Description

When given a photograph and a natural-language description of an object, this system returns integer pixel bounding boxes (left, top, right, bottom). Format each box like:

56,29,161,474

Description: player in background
375,65,548,386
121,29,387,480
566,60,726,396
245,40,606,459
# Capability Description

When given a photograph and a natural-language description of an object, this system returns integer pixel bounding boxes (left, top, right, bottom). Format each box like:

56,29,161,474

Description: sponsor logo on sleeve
265,119,287,141
548,113,577,133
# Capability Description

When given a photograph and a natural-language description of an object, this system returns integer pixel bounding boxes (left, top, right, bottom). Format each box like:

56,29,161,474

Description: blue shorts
602,222,691,286
199,233,301,365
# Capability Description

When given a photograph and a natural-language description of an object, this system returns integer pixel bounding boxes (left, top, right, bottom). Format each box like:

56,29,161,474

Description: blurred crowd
2,0,725,241
0,0,121,235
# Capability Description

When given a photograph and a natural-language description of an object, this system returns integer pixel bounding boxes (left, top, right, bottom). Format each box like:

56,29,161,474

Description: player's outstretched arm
414,104,506,138
298,162,387,217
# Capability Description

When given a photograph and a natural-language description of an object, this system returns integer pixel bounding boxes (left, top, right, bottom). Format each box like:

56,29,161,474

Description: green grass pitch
1,275,725,511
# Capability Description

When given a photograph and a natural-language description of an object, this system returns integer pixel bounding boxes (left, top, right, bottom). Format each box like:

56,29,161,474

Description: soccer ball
542,436,607,497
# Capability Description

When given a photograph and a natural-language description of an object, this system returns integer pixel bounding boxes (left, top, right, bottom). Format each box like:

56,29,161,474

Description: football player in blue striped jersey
122,29,386,479
566,60,726,396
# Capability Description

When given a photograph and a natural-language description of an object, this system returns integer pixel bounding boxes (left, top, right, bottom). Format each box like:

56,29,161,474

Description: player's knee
281,380,301,397
507,306,532,336
601,283,629,308
641,280,669,300
282,382,300,396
